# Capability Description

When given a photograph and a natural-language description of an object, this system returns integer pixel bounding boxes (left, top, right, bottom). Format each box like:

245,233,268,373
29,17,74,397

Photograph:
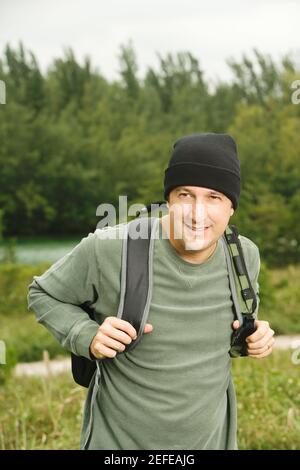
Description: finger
107,316,137,339
247,330,275,350
95,332,127,352
92,342,118,359
232,320,240,329
144,323,153,334
248,337,275,355
247,324,273,344
248,345,273,359
100,323,135,345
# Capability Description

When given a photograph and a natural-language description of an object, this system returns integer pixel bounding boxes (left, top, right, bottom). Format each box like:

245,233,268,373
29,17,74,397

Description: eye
210,195,221,200
179,192,191,198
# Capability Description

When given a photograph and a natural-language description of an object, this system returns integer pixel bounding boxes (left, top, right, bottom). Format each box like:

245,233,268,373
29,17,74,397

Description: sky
0,0,299,84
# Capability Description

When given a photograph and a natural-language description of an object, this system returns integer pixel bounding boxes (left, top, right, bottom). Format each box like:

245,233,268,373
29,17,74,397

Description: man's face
166,186,234,252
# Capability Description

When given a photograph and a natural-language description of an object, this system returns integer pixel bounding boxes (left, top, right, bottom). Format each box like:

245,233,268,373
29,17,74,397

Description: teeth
186,224,208,231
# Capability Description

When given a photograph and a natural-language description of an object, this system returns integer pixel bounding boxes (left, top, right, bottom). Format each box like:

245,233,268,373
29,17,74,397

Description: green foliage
0,313,67,366
256,259,275,315
266,266,300,334
0,263,67,379
0,42,299,266
0,343,17,385
0,237,17,263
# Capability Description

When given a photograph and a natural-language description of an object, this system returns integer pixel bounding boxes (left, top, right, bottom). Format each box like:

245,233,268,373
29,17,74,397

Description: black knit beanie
163,133,241,210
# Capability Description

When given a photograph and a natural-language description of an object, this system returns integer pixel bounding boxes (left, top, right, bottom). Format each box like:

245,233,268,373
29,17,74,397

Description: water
0,237,81,265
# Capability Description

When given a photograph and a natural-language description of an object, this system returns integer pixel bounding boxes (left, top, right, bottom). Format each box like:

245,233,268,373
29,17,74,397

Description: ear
230,207,234,216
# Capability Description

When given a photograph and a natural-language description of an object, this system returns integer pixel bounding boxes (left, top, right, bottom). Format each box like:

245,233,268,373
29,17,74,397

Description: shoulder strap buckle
229,314,256,357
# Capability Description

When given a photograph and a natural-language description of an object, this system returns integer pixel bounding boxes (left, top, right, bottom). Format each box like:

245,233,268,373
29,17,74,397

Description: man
27,133,274,450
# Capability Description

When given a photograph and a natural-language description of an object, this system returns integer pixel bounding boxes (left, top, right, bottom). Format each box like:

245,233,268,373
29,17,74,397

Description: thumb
232,320,240,330
143,323,153,334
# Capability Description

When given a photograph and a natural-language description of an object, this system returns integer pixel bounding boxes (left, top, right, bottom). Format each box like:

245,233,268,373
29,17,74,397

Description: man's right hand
89,316,153,359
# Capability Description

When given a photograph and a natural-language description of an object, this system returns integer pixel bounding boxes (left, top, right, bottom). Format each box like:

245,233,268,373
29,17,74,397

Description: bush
0,343,17,385
0,263,67,364
266,265,300,334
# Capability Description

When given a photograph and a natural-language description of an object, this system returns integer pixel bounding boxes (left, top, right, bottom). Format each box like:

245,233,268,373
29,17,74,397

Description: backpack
71,215,258,387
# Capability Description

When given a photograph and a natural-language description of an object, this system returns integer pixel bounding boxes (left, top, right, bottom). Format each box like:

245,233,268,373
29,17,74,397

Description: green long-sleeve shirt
27,219,260,450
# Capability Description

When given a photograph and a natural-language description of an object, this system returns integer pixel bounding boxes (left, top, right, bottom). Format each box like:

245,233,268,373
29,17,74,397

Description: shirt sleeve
27,232,100,360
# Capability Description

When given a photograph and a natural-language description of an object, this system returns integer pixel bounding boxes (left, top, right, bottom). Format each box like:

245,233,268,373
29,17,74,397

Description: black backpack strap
222,224,258,357
117,216,158,353
225,225,258,314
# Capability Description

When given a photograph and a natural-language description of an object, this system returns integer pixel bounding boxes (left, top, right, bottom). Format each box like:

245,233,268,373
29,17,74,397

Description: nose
192,201,207,224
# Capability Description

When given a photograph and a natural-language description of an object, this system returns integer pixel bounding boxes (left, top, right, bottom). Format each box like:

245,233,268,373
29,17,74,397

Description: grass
0,350,299,450
233,350,300,450
0,370,86,450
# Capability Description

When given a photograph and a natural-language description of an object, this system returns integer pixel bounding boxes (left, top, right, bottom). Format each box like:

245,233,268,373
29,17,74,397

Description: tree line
0,42,299,267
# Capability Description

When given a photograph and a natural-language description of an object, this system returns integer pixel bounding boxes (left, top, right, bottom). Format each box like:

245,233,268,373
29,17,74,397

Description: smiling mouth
184,224,211,232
